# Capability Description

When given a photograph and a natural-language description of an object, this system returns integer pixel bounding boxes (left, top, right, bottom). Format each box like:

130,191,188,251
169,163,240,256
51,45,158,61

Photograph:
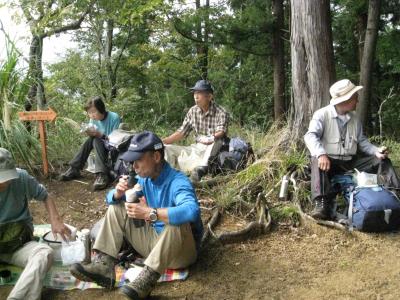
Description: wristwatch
149,208,158,222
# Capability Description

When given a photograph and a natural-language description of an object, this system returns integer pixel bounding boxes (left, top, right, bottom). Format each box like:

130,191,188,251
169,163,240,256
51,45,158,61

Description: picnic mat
0,224,188,290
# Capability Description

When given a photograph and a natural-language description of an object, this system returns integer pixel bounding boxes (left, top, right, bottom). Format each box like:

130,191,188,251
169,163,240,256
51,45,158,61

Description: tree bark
357,12,368,67
358,0,381,129
195,0,209,79
289,0,335,142
272,0,285,121
104,19,117,100
24,1,94,111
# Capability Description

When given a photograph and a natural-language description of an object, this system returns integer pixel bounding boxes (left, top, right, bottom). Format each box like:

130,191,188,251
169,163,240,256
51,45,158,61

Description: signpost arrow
17,107,57,122
18,108,58,177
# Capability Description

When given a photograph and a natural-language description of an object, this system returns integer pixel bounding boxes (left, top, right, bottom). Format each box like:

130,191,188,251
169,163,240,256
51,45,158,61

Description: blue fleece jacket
106,162,203,246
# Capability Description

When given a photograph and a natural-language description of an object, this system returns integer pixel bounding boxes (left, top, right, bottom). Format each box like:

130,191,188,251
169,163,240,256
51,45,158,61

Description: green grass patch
270,204,301,225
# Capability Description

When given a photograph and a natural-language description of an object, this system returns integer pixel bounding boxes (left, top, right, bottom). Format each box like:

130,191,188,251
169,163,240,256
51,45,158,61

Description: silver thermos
80,228,91,263
125,184,145,228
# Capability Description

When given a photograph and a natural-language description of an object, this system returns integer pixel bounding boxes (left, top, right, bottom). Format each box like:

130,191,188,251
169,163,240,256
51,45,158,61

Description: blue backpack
348,186,400,232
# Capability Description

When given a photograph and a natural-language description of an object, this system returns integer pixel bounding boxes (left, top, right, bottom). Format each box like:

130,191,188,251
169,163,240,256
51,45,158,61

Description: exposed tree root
297,204,347,231
291,172,348,232
202,193,272,246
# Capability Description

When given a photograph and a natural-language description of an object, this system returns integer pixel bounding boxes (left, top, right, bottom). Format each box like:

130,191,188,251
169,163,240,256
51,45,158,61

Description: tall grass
0,120,42,171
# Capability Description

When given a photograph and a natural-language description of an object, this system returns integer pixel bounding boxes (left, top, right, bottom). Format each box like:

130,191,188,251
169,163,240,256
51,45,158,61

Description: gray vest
321,108,358,158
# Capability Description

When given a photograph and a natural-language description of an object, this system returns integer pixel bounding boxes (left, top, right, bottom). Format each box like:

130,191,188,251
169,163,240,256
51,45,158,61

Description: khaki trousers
164,140,223,173
0,241,53,300
93,203,197,274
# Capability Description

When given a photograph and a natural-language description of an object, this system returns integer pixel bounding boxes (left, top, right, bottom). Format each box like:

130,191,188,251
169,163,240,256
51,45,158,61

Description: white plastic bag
61,240,85,265
354,168,378,187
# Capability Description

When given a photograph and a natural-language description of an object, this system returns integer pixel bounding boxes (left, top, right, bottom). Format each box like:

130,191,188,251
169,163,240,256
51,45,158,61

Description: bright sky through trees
0,5,77,68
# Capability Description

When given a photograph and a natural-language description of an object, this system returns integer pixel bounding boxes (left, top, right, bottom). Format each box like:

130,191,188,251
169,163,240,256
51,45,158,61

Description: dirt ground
2,172,400,300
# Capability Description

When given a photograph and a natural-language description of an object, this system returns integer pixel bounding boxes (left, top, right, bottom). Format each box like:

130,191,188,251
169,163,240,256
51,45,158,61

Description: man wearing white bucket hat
0,148,71,300
304,79,400,220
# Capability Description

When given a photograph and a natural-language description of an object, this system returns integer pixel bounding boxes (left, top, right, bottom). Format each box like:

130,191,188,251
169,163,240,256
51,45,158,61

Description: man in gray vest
304,79,400,220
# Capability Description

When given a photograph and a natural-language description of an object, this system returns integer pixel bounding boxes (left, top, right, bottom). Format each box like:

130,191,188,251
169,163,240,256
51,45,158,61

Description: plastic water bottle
279,175,289,200
125,184,145,228
80,228,91,263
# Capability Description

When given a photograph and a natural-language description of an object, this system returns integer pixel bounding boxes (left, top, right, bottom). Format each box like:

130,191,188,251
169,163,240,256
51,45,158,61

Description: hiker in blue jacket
59,96,121,190
304,79,400,220
70,131,203,300
0,148,71,300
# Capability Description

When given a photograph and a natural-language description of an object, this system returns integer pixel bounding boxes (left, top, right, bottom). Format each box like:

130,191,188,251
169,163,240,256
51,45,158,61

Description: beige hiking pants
0,241,53,300
93,203,197,274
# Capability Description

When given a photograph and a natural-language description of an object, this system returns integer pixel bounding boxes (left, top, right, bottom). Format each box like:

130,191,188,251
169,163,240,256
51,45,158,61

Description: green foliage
270,204,301,225
0,36,27,120
0,120,41,171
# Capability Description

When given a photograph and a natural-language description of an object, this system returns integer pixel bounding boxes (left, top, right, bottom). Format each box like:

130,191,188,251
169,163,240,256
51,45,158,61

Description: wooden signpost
18,108,57,177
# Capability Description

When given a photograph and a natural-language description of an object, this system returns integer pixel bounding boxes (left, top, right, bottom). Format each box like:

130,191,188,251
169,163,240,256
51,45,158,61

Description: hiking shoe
119,265,160,299
59,167,80,181
190,166,208,183
311,197,330,220
93,173,109,191
70,253,116,289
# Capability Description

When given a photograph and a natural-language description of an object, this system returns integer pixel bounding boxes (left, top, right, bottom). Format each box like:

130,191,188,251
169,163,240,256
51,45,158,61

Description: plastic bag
354,169,377,187
61,240,85,265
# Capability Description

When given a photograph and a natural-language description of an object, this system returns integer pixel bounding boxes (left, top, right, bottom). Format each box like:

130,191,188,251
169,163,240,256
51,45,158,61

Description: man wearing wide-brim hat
162,80,229,182
304,79,400,220
0,148,71,299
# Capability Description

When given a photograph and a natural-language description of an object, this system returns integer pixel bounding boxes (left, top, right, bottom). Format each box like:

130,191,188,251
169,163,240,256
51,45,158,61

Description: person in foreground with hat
0,148,71,300
70,131,203,299
162,79,229,182
304,79,400,220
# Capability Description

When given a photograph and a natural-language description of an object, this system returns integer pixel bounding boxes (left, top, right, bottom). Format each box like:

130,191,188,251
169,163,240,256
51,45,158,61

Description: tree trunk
289,0,335,142
195,0,209,79
23,1,93,112
358,0,381,129
272,0,285,121
105,19,117,100
26,35,41,111
357,12,368,67
35,37,46,110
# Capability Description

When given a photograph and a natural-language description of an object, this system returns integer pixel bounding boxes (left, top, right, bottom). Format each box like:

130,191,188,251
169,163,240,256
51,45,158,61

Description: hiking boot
70,252,116,289
59,167,80,181
92,173,109,191
119,265,160,299
311,197,330,220
190,166,208,183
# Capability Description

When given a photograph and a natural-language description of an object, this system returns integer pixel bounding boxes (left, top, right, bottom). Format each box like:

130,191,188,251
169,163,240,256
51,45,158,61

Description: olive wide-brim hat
329,79,363,106
0,148,18,183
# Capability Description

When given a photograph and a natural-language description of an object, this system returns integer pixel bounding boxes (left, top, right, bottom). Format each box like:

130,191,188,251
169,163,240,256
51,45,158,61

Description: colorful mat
0,263,189,290
0,224,189,290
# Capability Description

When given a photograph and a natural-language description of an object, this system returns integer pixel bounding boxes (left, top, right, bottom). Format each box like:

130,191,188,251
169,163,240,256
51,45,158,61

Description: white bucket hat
0,148,18,183
329,79,363,106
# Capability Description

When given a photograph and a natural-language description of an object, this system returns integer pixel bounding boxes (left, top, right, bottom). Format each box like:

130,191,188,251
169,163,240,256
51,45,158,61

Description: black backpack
107,129,135,180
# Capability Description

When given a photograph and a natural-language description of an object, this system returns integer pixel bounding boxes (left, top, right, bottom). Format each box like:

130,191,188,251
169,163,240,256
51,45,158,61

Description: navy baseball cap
121,131,164,162
190,80,213,93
